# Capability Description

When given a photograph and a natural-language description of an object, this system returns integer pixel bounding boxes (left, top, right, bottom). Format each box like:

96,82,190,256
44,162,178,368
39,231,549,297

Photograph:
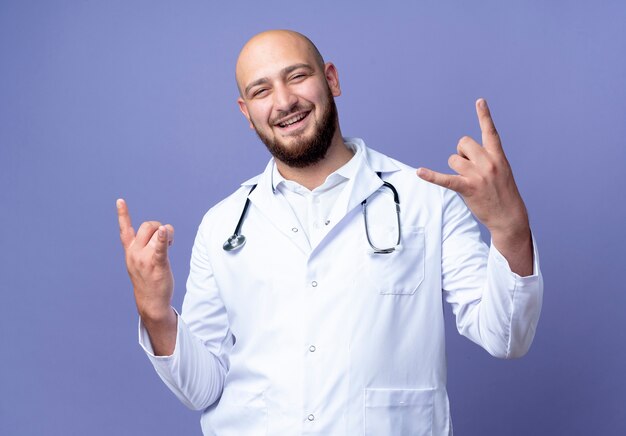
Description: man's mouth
276,111,310,129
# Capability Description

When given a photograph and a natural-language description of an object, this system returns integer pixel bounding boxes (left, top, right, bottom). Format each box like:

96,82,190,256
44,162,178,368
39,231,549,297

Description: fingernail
116,199,123,208
158,227,165,238
478,98,486,108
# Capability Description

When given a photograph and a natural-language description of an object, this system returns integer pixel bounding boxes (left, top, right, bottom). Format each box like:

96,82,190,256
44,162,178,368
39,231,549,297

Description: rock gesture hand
117,199,176,354
417,99,533,276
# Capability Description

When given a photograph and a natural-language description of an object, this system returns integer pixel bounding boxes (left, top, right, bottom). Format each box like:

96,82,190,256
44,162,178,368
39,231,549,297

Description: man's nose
273,84,298,113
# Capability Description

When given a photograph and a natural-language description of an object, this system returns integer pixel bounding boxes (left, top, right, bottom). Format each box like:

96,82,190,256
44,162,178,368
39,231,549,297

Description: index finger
116,198,135,250
476,98,503,154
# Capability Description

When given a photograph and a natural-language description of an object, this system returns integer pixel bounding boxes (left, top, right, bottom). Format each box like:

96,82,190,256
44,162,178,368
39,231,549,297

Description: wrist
138,302,174,324
489,221,530,245
141,307,176,332
487,200,531,251
141,306,177,357
486,202,530,241
491,223,531,249
490,223,534,277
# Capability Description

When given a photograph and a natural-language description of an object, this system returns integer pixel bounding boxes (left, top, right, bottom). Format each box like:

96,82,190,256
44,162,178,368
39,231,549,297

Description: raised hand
417,99,533,276
117,199,177,355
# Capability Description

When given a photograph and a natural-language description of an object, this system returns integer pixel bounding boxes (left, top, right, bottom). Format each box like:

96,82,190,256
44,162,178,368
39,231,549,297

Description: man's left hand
417,98,533,276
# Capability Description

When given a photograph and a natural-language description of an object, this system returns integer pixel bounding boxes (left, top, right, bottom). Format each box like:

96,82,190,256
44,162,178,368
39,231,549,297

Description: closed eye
251,88,268,98
290,73,308,82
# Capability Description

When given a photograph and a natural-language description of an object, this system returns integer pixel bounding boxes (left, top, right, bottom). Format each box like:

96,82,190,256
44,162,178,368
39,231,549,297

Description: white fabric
271,139,360,247
139,138,543,435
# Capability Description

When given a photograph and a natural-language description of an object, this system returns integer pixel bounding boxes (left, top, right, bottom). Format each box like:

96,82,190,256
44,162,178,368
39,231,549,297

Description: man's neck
275,133,354,191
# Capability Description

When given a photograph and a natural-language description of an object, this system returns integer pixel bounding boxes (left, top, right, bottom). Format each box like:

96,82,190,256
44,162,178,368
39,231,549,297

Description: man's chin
273,131,313,149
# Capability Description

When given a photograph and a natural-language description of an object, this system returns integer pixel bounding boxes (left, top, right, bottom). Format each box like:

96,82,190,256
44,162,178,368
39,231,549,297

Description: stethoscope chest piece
223,184,257,252
223,234,246,251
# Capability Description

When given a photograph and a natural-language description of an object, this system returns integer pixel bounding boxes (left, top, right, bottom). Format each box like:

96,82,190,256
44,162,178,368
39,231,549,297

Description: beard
251,89,338,169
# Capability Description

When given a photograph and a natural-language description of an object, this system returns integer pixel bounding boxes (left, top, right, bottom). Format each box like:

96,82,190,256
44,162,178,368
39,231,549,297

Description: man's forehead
236,31,319,88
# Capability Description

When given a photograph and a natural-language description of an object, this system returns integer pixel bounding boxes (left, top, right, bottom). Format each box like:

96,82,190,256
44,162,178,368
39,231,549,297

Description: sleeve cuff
138,307,181,361
489,232,541,281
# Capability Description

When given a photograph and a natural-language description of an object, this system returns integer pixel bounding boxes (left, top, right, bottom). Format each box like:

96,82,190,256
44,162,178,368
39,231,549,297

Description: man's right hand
117,198,177,355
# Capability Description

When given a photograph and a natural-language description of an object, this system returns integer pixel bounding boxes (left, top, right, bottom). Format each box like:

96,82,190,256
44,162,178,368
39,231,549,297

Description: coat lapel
244,161,311,255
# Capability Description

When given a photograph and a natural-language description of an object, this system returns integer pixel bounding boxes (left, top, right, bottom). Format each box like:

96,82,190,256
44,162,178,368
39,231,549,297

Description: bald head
235,30,325,96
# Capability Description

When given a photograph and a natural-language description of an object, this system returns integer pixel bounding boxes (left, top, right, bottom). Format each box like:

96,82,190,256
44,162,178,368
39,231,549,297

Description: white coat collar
240,137,400,189
239,138,401,255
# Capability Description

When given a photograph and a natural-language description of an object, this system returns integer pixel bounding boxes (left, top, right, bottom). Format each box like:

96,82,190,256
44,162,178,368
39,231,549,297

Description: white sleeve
441,189,543,359
138,218,232,410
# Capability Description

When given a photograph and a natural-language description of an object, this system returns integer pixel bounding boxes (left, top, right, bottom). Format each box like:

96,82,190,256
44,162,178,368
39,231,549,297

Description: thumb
417,167,464,193
164,224,175,247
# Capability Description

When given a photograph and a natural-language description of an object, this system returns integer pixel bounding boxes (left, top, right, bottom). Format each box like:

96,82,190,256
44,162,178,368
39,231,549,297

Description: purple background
2,1,625,435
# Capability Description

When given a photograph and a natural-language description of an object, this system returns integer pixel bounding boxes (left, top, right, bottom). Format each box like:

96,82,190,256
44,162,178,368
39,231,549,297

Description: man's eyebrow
282,63,314,76
244,77,269,96
244,63,315,96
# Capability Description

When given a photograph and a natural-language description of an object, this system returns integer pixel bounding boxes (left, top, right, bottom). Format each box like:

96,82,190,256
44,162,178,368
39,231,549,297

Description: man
117,30,542,435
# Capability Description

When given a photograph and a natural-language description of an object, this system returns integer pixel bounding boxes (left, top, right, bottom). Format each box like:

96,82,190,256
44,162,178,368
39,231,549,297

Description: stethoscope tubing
223,173,401,254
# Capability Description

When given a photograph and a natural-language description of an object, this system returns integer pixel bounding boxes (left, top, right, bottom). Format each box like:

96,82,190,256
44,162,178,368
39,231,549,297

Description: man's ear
238,97,255,130
324,62,341,97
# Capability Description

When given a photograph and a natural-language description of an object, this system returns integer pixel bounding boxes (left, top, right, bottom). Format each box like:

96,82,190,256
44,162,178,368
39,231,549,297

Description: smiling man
236,31,351,187
117,30,543,435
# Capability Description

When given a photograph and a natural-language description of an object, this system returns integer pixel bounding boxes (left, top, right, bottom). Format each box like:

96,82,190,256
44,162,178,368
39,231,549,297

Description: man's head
236,30,342,168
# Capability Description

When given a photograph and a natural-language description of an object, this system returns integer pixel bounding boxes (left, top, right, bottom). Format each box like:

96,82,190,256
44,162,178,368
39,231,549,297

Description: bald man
118,30,542,435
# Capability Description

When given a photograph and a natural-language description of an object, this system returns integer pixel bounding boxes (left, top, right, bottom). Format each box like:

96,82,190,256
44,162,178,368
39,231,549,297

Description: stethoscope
222,184,257,251
223,173,401,254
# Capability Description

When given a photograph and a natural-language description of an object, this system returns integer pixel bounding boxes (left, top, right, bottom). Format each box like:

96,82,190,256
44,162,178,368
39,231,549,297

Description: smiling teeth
279,113,306,127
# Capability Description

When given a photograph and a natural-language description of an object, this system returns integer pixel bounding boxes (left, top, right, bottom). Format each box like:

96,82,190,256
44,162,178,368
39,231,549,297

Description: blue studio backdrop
1,1,625,435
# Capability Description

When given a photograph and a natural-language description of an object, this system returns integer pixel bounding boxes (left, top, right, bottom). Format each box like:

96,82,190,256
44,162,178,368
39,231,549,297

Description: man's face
250,83,338,168
236,32,341,168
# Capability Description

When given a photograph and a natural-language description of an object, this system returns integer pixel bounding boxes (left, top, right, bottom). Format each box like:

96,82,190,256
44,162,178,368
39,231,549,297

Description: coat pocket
364,388,434,436
365,226,425,295
209,388,268,435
